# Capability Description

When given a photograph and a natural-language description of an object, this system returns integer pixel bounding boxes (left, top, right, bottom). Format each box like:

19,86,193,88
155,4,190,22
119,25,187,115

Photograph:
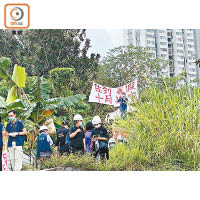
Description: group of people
0,92,128,171
37,114,111,162
0,109,116,171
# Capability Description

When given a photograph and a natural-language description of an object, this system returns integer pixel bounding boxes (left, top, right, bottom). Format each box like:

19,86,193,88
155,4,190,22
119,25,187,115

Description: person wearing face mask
5,110,27,171
69,114,86,155
117,92,129,118
92,116,109,161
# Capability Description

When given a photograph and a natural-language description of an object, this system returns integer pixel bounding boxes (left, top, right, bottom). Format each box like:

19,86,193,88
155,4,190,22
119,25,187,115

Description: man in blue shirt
117,92,128,117
36,126,53,160
5,110,27,171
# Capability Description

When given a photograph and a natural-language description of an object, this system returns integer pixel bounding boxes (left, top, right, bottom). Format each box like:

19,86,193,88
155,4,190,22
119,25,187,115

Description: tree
49,67,75,97
0,29,101,95
98,45,169,90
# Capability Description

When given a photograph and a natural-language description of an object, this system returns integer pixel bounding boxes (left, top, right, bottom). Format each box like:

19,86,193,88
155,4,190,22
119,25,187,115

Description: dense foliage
1,30,200,171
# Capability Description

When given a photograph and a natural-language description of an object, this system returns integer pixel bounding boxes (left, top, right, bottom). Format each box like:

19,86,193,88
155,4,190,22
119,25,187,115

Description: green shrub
114,85,200,170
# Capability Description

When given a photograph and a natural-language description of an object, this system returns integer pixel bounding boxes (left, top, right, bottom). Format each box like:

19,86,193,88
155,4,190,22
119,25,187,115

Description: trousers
8,145,23,171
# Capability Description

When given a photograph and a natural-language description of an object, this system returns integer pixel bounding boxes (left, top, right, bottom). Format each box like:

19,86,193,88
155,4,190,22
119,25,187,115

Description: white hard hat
117,135,124,142
39,125,48,131
109,138,116,144
92,116,101,125
74,114,83,121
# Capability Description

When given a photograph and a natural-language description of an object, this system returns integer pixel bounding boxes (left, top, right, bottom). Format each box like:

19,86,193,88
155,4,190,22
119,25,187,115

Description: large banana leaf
12,65,26,88
31,76,50,102
6,86,18,104
44,94,86,109
6,65,26,104
0,58,26,104
6,99,28,111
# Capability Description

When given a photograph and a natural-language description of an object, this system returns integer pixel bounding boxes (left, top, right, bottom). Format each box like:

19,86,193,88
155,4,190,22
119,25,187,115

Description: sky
86,29,123,59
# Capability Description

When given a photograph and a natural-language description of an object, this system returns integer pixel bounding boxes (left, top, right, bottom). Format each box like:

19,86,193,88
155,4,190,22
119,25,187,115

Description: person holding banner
0,117,6,171
5,110,27,171
118,92,128,117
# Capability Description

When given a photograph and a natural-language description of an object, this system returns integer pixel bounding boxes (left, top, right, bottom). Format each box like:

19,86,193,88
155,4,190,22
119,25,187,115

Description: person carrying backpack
84,122,94,153
36,126,53,161
55,120,70,156
92,116,109,161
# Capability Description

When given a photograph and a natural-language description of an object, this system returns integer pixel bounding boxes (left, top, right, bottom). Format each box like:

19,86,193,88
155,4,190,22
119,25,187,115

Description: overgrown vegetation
1,30,200,171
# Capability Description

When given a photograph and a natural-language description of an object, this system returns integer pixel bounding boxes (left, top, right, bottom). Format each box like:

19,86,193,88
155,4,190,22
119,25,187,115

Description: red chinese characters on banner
115,95,121,104
2,152,8,171
96,93,104,103
94,83,112,104
125,82,136,93
105,94,112,104
94,83,103,93
117,87,123,95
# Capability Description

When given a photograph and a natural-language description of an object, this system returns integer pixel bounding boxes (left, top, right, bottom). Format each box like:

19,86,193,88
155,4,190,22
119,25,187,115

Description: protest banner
2,150,8,171
89,81,137,107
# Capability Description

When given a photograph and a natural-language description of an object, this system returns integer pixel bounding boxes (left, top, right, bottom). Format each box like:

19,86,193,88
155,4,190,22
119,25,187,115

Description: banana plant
0,57,27,105
21,76,86,125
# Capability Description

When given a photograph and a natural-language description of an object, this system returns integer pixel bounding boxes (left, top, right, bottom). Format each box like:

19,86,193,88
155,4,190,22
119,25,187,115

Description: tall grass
113,84,200,170
41,85,200,171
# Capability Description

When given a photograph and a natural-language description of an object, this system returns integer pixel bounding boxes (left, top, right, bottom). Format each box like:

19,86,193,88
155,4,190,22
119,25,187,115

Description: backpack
65,133,70,145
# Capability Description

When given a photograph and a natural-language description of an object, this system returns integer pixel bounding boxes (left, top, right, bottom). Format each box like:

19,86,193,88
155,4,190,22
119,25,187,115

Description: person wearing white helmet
117,134,124,144
36,125,53,161
108,138,116,149
91,116,109,161
69,114,86,154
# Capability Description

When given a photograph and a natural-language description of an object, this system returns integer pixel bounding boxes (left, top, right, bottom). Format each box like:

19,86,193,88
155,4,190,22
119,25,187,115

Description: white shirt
42,132,53,146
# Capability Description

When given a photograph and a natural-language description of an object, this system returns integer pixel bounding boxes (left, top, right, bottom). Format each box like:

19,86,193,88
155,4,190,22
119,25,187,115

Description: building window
187,39,194,43
146,29,155,33
177,44,183,48
168,49,172,54
161,54,166,58
176,32,182,36
146,40,155,45
160,48,167,52
147,47,156,51
188,44,194,48
159,30,165,34
177,50,184,53
167,32,172,36
190,68,196,72
187,33,193,37
146,34,155,38
178,61,184,65
160,42,167,46
160,36,166,40
168,38,172,42
178,56,184,59
189,74,196,78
